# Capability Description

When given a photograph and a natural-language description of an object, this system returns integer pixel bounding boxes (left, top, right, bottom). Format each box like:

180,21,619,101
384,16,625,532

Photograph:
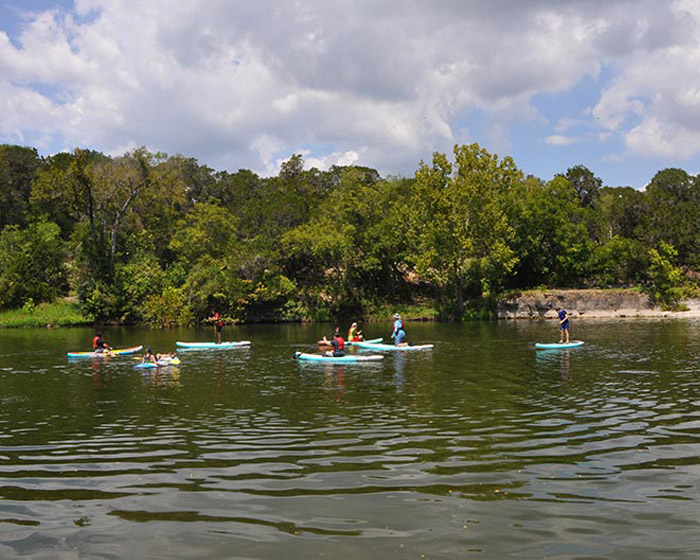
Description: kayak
534,341,584,349
352,341,434,351
135,357,181,369
175,341,251,349
67,345,143,358
295,352,384,363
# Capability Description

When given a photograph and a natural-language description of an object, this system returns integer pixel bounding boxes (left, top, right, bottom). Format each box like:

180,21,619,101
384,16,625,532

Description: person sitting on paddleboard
556,305,570,343
93,332,112,354
323,327,345,357
142,346,158,364
391,313,407,346
209,309,223,344
348,322,363,342
142,348,177,364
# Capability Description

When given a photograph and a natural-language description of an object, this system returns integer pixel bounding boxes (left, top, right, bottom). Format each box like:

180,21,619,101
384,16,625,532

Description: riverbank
0,300,92,328
497,288,700,320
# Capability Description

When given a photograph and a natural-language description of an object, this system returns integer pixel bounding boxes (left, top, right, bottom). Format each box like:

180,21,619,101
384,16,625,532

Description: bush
141,286,194,327
647,242,685,310
0,220,68,308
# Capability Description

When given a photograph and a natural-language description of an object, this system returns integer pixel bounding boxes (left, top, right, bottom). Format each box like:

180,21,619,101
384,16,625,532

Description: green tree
0,220,68,308
408,144,521,317
0,145,40,229
645,168,700,266
509,175,593,288
647,241,685,310
563,164,602,208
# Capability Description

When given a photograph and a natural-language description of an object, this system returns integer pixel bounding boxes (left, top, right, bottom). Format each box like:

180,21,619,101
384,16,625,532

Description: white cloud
545,135,578,146
1,0,700,177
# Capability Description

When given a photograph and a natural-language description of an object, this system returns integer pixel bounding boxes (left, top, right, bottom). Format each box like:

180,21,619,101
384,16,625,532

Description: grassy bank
0,300,93,328
365,302,440,322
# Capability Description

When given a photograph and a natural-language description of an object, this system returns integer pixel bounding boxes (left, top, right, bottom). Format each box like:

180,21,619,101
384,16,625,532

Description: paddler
391,313,407,347
93,331,112,354
556,305,570,343
323,327,345,357
208,309,224,344
348,322,363,342
141,346,158,364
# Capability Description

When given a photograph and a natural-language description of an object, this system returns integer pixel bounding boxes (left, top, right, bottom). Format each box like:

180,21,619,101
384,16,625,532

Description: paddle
294,331,334,359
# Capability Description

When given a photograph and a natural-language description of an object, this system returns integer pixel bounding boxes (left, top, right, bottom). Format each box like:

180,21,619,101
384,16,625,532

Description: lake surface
1,319,700,559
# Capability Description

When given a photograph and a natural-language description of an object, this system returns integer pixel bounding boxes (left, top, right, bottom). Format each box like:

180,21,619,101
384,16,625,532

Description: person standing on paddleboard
93,332,112,354
209,310,224,344
391,313,407,346
556,306,570,343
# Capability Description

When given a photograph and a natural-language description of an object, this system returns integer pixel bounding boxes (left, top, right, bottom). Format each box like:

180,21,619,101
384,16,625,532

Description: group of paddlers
318,313,408,357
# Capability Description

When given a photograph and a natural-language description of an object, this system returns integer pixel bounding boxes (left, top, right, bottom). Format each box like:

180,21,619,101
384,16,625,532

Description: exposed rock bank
497,289,700,319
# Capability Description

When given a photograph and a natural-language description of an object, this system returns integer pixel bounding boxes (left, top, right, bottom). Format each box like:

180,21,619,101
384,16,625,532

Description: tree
0,145,40,229
644,168,700,266
0,220,68,308
33,147,160,281
511,175,594,287
408,144,521,317
563,164,602,207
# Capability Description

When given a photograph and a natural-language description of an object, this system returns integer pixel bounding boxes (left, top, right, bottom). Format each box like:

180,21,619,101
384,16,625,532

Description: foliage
0,299,92,328
0,220,68,309
408,144,521,317
0,141,697,322
646,242,685,310
141,286,194,327
0,145,40,229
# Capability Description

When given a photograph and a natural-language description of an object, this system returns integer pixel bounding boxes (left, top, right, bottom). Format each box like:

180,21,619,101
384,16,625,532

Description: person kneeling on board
348,322,363,342
322,328,345,357
93,332,112,354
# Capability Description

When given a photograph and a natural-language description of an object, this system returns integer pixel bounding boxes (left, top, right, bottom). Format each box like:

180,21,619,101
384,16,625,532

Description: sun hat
393,313,401,319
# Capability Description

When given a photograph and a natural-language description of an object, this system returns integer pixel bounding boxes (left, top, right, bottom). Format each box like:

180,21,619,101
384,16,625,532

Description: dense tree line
0,143,696,324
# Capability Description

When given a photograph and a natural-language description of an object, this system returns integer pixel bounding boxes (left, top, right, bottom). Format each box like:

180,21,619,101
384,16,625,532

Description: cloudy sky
1,0,700,187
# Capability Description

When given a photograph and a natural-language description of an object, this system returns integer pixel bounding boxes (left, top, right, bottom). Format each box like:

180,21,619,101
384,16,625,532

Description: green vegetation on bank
0,143,698,324
0,299,92,328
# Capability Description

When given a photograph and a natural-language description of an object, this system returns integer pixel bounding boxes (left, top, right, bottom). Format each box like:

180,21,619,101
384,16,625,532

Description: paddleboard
295,352,384,363
135,357,181,369
175,341,251,349
318,337,383,347
67,345,143,358
534,341,584,349
352,341,434,351
347,337,382,346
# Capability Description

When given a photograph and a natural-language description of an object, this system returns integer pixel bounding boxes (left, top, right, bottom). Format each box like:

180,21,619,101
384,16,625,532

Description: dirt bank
497,289,700,320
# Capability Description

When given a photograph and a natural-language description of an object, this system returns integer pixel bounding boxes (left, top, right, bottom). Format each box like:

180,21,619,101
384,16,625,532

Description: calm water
1,319,700,559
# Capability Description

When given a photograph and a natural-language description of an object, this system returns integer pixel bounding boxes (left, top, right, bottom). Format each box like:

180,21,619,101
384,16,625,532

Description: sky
2,0,700,188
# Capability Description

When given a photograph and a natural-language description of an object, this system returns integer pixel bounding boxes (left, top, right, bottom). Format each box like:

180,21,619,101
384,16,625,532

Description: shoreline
497,289,700,321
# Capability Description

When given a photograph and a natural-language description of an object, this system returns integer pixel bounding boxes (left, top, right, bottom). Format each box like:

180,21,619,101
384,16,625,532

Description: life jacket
333,335,345,351
93,336,100,349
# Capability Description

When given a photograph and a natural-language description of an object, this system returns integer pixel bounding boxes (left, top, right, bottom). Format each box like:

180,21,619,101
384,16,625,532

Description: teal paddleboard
295,352,384,363
534,341,584,349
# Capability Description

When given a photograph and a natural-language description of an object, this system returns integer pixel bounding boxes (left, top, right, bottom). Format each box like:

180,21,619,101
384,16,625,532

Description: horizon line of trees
0,142,697,324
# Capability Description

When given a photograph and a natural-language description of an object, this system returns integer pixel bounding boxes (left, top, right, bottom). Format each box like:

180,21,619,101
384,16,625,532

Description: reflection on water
1,320,700,558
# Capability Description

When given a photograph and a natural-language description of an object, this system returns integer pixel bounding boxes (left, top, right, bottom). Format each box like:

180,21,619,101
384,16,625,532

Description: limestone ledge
497,289,700,319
